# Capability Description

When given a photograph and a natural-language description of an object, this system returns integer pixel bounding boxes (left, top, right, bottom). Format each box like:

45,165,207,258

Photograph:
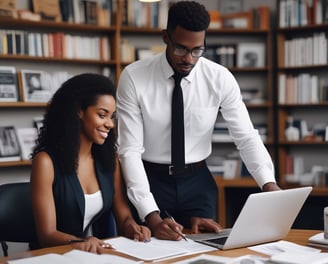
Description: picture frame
19,70,53,103
0,66,19,102
237,42,266,68
0,126,21,162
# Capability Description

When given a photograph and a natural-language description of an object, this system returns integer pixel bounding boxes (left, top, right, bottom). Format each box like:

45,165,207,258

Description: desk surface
0,229,326,263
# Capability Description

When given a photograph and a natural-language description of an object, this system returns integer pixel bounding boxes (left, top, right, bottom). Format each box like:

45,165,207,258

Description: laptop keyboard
185,228,232,247
204,236,228,245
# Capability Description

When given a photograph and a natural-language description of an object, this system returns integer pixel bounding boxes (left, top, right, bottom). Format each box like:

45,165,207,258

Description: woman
30,73,150,253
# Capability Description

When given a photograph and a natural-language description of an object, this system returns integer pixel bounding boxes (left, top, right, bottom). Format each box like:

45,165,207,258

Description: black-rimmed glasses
166,31,206,58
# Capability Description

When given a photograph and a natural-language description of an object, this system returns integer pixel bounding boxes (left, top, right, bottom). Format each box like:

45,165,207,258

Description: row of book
120,38,165,63
0,125,40,162
0,30,111,61
283,32,327,67
209,6,270,30
207,151,251,179
1,0,116,27
212,122,268,144
278,73,328,104
69,0,116,26
279,0,328,27
285,155,328,187
122,2,270,30
0,66,71,103
121,0,168,29
204,42,266,68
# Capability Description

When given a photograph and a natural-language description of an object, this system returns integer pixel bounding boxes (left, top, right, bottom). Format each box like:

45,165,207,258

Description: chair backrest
0,182,37,256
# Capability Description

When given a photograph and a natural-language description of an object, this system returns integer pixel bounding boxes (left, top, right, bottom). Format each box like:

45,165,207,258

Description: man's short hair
167,1,210,32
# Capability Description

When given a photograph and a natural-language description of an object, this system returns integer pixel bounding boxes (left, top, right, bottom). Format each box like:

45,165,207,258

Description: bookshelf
0,6,119,175
0,0,275,214
276,0,328,208
205,27,275,181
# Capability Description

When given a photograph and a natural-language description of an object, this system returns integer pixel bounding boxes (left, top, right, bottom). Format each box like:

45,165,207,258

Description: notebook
186,186,312,250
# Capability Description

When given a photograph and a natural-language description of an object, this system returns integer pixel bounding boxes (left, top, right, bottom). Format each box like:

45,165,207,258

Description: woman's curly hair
32,73,117,174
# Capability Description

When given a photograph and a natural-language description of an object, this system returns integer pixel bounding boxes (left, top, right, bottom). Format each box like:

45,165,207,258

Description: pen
67,239,85,244
164,210,188,242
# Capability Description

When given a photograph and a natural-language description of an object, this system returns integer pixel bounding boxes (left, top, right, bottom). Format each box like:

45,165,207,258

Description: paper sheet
8,249,142,264
248,240,321,256
104,236,214,261
172,254,268,264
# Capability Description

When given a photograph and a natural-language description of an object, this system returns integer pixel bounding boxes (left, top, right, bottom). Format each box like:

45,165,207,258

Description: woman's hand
123,219,151,242
69,236,112,254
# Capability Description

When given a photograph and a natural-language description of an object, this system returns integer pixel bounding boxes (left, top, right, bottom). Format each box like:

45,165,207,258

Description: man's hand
152,218,186,240
262,182,281,192
190,217,222,234
146,211,185,240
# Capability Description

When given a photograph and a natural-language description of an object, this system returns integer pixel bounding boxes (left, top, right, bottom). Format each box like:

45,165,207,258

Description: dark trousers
140,162,218,228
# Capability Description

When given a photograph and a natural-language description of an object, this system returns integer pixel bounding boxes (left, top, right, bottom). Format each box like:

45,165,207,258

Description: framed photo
0,126,20,162
0,66,18,102
237,43,266,68
19,70,53,103
219,0,243,14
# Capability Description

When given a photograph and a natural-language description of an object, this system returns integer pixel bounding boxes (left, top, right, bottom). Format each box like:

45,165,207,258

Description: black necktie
171,73,185,168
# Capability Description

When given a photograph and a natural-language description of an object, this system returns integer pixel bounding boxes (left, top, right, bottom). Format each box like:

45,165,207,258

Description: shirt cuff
252,165,276,190
137,196,160,222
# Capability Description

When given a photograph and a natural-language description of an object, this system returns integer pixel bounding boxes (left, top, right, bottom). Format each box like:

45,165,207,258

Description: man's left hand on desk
190,217,222,234
262,182,281,192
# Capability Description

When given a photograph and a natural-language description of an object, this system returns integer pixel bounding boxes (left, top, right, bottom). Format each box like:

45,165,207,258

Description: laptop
186,186,312,250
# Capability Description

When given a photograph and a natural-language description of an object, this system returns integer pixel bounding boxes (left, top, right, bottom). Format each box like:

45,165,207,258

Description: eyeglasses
166,31,206,58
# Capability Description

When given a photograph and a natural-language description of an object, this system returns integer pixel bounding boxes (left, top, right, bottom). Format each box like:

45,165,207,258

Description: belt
143,160,206,176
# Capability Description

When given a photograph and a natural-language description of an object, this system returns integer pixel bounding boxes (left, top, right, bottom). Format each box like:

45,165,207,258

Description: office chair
0,182,37,256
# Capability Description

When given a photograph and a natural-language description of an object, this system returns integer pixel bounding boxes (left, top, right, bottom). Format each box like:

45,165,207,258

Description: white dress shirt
117,52,276,221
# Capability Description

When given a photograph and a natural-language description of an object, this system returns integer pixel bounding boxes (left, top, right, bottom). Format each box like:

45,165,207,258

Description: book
82,0,98,25
0,66,19,102
16,128,38,160
0,126,21,162
308,232,328,248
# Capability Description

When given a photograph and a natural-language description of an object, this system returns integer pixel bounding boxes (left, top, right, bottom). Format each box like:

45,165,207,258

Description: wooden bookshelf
276,0,328,193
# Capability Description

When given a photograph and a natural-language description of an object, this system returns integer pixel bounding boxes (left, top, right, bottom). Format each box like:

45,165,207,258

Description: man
117,1,280,240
